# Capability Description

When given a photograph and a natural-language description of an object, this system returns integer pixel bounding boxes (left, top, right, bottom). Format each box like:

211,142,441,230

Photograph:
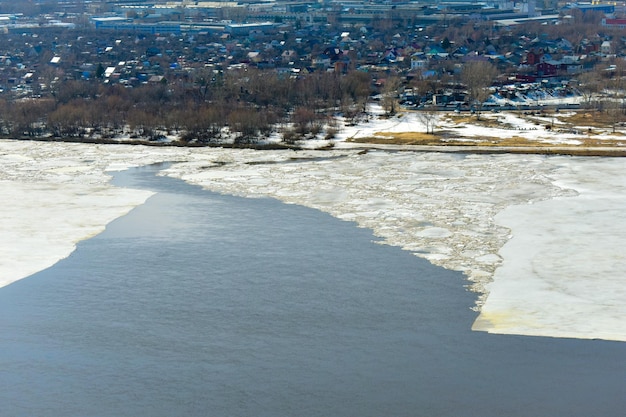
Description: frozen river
0,140,624,341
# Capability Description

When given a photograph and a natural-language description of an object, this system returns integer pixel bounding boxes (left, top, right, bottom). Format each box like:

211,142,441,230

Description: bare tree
10,100,54,137
48,102,88,138
461,61,497,119
577,71,602,109
416,111,438,134
606,59,626,95
605,61,626,132
340,70,371,113
604,98,624,133
410,75,438,102
228,107,269,144
127,109,158,139
381,76,401,116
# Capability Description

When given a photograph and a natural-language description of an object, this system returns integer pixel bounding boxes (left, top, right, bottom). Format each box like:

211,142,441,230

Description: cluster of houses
0,0,623,101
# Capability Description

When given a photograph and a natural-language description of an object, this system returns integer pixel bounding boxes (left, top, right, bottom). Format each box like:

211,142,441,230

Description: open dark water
1,164,624,417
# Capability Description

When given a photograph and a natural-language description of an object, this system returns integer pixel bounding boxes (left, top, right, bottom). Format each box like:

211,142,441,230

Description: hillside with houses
0,1,625,142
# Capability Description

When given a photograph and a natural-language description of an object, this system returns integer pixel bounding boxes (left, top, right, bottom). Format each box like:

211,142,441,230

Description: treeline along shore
2,68,372,145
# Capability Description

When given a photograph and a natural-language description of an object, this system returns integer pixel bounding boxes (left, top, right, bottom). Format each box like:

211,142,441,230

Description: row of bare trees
0,68,373,144
576,59,626,132
2,60,508,141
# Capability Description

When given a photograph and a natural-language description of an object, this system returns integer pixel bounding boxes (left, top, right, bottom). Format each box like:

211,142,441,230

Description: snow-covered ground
333,104,626,146
488,85,582,108
1,109,624,342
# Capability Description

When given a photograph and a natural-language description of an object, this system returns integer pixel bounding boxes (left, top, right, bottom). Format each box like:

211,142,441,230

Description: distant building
92,16,127,29
92,17,182,34
526,51,543,65
410,56,427,71
600,40,612,55
225,22,275,36
602,18,626,29
537,61,559,77
564,3,615,15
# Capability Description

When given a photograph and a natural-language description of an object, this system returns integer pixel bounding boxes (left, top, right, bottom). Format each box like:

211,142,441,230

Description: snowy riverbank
1,110,625,342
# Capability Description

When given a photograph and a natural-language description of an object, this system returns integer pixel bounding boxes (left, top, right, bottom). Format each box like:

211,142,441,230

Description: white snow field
0,122,624,342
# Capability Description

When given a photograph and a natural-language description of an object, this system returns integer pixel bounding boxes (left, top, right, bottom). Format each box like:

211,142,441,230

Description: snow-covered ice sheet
0,142,183,287
0,140,624,342
473,158,626,340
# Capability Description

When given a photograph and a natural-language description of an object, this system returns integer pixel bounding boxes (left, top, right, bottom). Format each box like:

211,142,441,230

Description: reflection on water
0,164,624,417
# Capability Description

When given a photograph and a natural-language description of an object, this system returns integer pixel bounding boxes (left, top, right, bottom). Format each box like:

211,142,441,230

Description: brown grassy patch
472,136,548,146
466,135,624,148
577,137,626,146
558,110,616,128
351,132,543,146
350,132,442,145
444,114,503,128
348,129,626,154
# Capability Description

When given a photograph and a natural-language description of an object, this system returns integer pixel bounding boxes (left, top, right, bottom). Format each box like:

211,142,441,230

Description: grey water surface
1,163,624,417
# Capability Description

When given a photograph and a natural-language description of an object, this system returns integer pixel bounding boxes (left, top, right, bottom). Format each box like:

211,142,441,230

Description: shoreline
4,103,626,158
338,142,626,157
6,132,626,158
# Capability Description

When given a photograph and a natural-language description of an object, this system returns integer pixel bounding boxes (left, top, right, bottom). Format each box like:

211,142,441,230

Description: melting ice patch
473,158,626,340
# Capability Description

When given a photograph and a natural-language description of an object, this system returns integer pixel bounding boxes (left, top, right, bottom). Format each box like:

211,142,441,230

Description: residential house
312,53,331,69
561,55,583,73
536,61,559,77
281,49,297,63
425,45,447,58
526,50,542,65
410,53,427,71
